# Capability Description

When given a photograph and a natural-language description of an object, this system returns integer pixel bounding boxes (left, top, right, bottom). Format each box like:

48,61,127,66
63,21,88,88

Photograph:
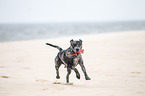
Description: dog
46,39,91,83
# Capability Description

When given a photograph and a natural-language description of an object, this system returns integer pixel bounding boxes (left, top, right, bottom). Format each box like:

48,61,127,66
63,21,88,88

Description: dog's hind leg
55,64,61,79
55,56,62,79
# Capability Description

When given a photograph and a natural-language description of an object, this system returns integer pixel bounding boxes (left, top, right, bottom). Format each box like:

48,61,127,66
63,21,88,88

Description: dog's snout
76,49,79,52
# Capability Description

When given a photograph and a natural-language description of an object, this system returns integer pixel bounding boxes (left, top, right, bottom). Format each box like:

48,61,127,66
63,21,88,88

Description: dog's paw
85,76,91,80
56,76,60,79
53,82,61,84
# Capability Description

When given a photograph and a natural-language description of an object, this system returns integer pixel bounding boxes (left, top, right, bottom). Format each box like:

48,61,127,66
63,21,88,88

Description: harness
66,49,84,57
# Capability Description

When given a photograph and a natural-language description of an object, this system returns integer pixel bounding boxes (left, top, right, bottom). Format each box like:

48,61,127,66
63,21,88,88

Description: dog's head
70,39,83,53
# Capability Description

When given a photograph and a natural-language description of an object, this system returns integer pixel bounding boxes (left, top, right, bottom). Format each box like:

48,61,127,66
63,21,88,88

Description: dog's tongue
76,49,84,54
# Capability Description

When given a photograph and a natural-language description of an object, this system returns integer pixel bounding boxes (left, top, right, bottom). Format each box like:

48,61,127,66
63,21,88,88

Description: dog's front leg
72,67,80,79
79,61,91,80
66,68,71,83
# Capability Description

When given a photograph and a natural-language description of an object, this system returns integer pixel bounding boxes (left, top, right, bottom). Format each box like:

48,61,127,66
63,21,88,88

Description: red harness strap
66,54,77,57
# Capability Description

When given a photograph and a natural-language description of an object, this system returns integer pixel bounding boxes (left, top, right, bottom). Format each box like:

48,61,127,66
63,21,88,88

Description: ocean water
0,21,145,42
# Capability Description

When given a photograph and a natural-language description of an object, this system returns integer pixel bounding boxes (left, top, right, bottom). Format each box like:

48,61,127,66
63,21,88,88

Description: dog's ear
79,39,83,43
70,39,74,43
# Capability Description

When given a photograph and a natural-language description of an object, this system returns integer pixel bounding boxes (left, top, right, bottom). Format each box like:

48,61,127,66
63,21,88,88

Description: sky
0,0,145,23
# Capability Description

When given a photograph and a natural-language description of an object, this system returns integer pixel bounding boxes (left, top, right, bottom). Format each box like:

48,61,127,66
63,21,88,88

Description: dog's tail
46,43,63,51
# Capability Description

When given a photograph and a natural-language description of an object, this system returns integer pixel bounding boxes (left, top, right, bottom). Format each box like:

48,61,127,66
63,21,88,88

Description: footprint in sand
0,66,5,68
130,72,142,77
1,76,9,78
36,79,73,85
43,88,49,90
136,91,144,94
36,79,50,83
131,72,141,74
53,82,73,85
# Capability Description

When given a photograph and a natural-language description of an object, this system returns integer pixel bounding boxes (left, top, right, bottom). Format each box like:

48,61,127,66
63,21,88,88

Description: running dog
46,39,91,83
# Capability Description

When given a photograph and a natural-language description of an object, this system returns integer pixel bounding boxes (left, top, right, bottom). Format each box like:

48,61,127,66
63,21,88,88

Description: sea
0,21,145,42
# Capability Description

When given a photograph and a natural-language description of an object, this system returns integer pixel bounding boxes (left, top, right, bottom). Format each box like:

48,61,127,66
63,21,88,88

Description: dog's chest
73,58,79,67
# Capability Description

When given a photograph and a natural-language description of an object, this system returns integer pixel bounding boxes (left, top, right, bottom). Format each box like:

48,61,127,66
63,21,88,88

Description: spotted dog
46,39,91,83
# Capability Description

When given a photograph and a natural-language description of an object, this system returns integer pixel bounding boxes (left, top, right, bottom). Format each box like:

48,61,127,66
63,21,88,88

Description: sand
0,31,145,96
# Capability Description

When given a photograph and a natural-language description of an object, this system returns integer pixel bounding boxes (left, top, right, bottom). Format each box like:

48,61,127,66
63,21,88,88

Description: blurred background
0,0,145,42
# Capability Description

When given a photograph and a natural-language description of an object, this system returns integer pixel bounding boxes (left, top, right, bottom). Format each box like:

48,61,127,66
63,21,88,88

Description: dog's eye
78,44,81,46
73,44,76,47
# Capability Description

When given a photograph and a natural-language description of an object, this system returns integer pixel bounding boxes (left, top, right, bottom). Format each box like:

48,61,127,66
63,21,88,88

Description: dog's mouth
75,49,84,54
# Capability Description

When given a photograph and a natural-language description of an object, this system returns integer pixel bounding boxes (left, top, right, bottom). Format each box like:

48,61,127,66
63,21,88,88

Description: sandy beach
0,31,145,96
